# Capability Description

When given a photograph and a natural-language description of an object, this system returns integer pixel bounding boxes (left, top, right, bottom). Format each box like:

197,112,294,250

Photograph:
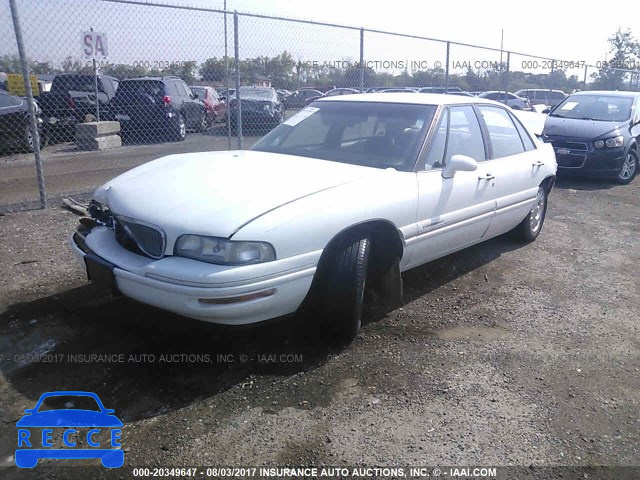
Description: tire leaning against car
321,236,371,344
616,149,638,185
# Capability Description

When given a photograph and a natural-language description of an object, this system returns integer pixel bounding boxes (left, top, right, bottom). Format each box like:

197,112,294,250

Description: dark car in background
38,73,119,141
542,91,640,184
190,85,226,125
229,86,284,133
0,89,42,153
110,76,207,142
284,89,323,109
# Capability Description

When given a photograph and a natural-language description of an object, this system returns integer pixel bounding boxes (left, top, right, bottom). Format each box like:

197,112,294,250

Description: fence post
444,42,450,91
233,11,242,149
583,65,588,90
224,1,231,149
359,28,364,92
9,0,47,209
504,51,510,96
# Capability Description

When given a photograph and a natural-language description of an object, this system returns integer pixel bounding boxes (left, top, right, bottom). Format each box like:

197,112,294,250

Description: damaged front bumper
70,224,319,325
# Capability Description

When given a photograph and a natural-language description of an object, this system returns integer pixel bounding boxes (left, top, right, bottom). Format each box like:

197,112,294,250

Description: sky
2,0,638,79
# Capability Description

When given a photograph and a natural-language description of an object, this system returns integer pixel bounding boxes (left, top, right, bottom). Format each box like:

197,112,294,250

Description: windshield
251,101,436,171
550,95,633,122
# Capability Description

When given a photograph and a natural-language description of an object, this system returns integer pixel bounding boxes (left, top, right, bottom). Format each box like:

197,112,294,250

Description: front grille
115,217,165,259
551,140,589,151
556,153,586,168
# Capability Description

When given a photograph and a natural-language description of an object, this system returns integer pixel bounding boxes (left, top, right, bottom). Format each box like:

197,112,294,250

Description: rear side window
477,106,525,158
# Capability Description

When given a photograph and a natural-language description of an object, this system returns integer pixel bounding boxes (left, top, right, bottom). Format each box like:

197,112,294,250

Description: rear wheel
616,150,638,184
196,111,208,133
170,115,186,142
513,186,547,242
23,124,36,152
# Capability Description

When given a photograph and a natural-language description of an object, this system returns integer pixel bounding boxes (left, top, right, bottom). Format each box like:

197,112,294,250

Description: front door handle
478,173,495,180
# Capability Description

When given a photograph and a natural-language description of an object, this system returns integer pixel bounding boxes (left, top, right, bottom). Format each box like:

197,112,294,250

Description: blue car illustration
16,391,124,468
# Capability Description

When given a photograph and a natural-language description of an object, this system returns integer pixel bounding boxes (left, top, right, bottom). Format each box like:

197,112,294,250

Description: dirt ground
0,175,639,479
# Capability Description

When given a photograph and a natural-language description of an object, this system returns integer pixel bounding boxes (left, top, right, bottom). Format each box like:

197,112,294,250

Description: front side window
445,106,486,163
478,106,525,158
251,101,436,171
423,109,448,170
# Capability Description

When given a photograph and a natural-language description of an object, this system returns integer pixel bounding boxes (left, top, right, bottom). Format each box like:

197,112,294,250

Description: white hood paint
94,150,379,240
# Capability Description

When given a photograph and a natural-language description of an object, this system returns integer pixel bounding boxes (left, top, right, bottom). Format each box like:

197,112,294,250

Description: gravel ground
0,176,638,479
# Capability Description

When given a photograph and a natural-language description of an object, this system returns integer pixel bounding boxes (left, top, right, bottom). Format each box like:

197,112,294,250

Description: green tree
593,28,640,90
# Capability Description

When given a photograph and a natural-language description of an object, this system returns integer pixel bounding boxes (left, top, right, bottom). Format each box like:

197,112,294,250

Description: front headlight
604,135,624,148
594,140,605,149
174,235,276,265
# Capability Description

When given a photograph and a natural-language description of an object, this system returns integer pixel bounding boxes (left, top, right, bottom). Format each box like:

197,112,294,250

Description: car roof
318,92,505,106
570,90,640,98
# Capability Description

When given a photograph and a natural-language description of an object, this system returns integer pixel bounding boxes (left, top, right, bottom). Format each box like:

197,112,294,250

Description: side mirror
442,154,478,179
542,108,551,114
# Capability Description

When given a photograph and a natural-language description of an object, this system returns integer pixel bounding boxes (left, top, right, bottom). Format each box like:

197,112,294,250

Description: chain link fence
2,0,639,208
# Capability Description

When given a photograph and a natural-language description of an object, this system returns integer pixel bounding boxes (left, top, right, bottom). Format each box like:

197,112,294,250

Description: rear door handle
532,160,545,167
478,173,495,180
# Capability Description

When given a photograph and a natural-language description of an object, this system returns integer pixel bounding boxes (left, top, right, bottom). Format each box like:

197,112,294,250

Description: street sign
7,73,39,96
82,31,108,58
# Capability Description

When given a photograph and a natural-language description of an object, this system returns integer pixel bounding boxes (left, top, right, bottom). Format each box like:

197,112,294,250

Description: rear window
115,80,165,98
52,76,104,93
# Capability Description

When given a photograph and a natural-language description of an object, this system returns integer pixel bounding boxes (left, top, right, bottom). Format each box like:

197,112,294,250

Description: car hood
16,410,123,427
94,150,378,239
543,116,627,139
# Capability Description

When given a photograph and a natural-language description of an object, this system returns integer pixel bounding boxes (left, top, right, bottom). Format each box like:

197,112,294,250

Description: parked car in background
0,89,42,153
110,76,207,142
514,89,567,109
229,86,284,132
284,89,323,109
380,87,419,93
418,86,462,94
71,93,556,345
478,91,530,110
38,73,119,141
190,85,226,125
304,87,360,105
542,91,640,184
218,88,235,100
276,89,292,101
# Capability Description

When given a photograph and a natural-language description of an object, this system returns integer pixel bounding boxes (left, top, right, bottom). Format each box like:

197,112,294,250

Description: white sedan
70,93,557,343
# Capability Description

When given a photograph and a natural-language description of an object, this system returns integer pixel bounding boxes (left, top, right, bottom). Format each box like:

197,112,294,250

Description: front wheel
616,150,638,184
322,237,371,344
513,185,547,242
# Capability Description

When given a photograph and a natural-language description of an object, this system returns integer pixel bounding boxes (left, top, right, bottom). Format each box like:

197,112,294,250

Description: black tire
513,185,548,242
321,237,371,344
616,149,638,185
170,115,186,142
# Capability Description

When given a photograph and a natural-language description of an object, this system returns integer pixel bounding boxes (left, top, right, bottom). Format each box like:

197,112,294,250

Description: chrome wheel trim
619,153,636,180
529,187,546,233
179,117,186,139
